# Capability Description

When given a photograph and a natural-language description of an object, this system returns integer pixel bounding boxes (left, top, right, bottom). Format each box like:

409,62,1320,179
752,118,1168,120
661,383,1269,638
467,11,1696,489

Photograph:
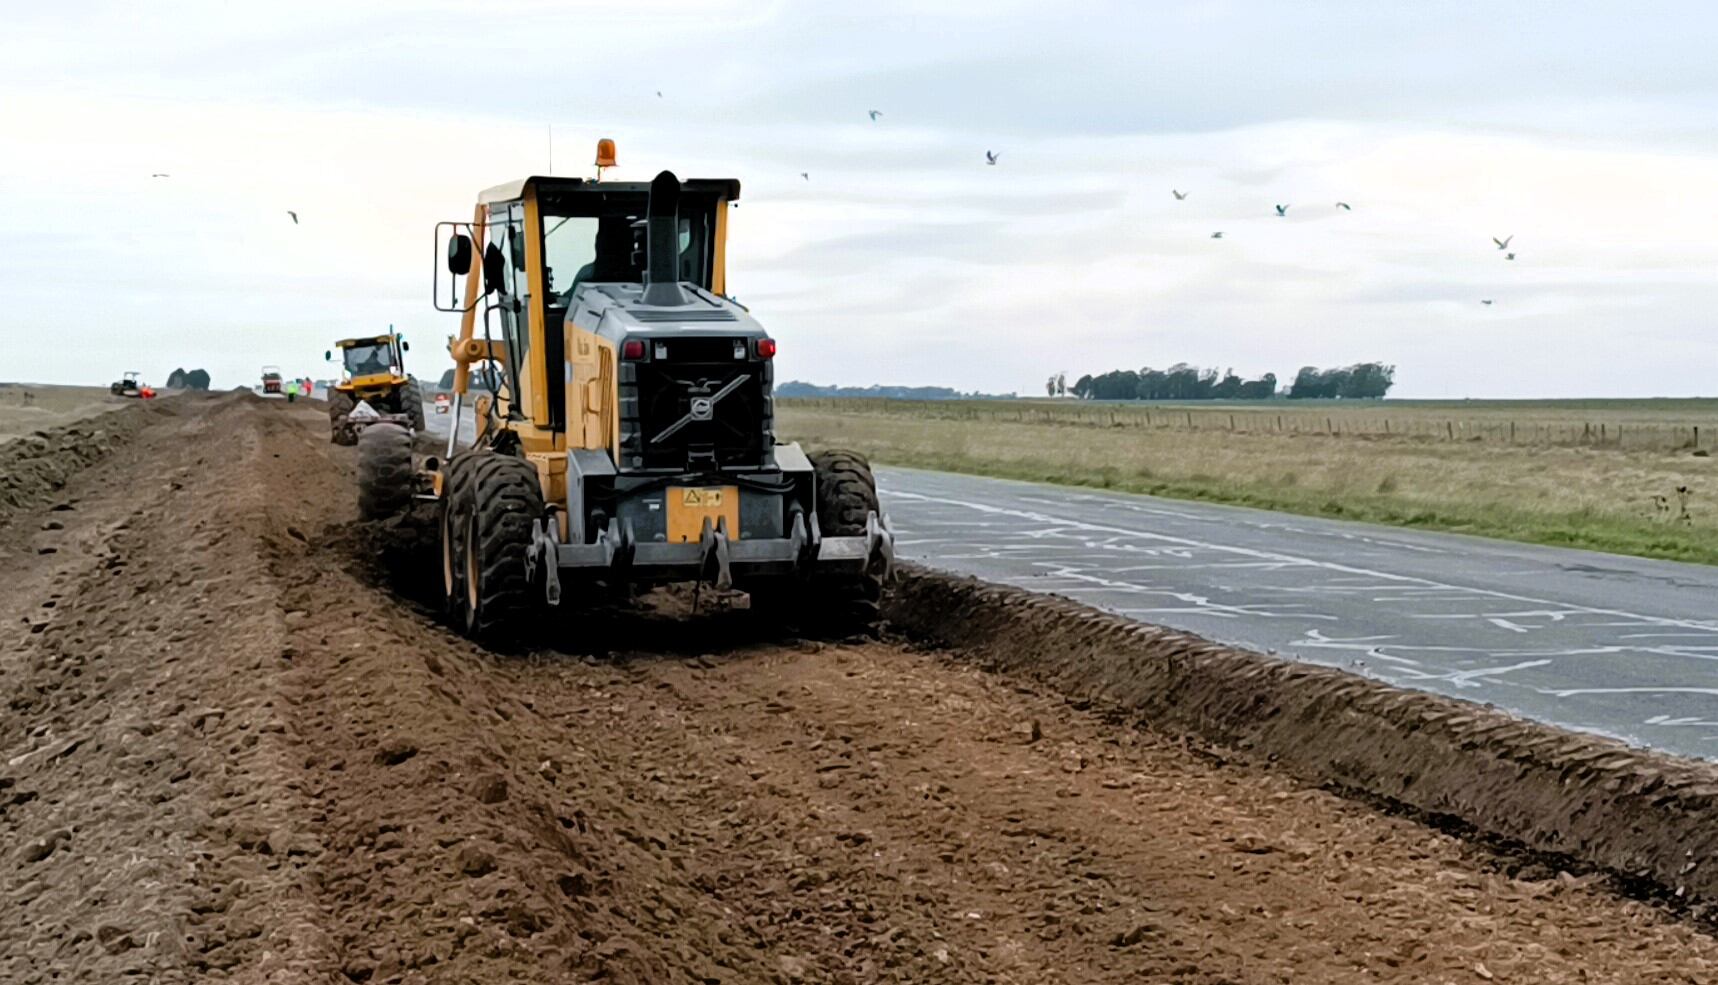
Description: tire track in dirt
7,394,1718,983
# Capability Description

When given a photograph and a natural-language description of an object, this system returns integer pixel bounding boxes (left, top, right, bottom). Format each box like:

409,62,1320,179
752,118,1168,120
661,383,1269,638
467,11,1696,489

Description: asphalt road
877,467,1718,761
420,396,477,446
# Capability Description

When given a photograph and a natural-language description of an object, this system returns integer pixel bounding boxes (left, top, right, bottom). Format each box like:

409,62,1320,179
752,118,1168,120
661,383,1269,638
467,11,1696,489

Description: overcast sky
3,1,1715,397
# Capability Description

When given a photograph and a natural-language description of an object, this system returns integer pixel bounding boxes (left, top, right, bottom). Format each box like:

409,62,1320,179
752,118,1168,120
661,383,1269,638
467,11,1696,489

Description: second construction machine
355,145,893,638
325,331,426,443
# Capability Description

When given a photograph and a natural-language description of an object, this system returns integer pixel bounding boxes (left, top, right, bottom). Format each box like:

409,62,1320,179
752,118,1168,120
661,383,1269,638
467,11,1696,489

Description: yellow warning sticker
680,488,725,508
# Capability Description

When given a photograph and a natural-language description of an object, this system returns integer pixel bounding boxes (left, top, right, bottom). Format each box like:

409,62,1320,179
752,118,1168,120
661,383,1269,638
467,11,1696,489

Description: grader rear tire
747,451,884,638
459,454,544,640
401,376,427,432
808,449,884,636
356,422,414,520
328,390,356,445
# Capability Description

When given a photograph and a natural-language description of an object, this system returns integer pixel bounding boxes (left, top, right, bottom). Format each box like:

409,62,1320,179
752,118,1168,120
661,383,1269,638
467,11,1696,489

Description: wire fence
780,398,1716,452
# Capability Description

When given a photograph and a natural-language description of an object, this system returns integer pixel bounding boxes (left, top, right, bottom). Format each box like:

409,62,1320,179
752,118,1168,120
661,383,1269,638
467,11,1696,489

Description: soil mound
886,567,1718,909
0,408,150,528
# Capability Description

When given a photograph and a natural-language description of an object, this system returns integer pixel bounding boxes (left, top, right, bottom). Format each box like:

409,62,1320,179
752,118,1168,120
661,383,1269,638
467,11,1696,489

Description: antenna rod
547,123,554,173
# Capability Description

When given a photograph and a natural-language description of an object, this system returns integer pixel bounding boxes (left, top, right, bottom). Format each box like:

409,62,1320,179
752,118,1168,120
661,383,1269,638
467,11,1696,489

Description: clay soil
3,391,1716,984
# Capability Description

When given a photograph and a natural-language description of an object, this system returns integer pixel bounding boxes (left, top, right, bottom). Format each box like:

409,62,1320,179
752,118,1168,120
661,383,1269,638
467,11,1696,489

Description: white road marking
887,489,1718,635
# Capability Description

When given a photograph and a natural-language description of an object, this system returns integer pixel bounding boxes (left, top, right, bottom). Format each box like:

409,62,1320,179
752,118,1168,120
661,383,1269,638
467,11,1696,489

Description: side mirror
401,340,410,351
447,233,474,275
323,350,331,362
482,243,506,295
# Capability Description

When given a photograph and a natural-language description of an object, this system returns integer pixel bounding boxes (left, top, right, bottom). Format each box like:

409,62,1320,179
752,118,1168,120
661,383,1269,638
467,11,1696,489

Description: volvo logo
689,396,714,421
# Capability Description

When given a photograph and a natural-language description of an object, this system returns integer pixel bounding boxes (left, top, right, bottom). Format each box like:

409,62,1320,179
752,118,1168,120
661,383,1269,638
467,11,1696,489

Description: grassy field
780,398,1718,565
785,397,1718,451
0,384,136,438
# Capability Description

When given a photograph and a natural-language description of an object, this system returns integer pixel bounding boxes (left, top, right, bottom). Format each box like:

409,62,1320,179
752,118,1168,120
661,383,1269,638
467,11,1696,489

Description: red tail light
756,338,777,359
621,339,645,360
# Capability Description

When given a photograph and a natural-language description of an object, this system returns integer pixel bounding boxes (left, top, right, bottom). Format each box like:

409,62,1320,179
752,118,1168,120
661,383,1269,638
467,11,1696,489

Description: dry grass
785,397,1718,451
780,401,1718,565
0,384,133,439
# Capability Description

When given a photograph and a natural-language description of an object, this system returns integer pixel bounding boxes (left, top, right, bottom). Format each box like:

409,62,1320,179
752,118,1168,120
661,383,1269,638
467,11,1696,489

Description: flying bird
868,109,882,121
1210,231,1224,239
985,150,999,165
1493,235,1513,250
800,172,809,181
656,90,663,98
1481,299,1494,305
150,173,170,178
1172,189,1187,200
287,210,299,225
1505,252,1516,261
1335,202,1351,210
1274,204,1289,216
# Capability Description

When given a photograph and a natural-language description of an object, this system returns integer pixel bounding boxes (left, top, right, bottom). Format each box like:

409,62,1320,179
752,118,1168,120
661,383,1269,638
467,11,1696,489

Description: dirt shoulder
2,395,1716,983
0,384,159,439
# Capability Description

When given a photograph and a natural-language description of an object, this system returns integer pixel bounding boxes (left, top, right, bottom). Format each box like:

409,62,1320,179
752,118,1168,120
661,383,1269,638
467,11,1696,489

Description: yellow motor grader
353,141,892,639
325,330,425,444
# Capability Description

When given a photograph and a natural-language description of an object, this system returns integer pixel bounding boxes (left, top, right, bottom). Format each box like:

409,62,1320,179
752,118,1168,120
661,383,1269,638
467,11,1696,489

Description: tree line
1063,362,1394,401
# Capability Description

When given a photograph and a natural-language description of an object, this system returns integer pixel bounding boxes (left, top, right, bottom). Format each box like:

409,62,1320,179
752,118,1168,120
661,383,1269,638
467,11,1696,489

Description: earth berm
2,391,1715,983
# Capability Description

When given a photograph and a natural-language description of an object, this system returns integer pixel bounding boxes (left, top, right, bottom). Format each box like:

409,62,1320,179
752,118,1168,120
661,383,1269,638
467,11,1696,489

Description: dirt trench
2,393,1717,984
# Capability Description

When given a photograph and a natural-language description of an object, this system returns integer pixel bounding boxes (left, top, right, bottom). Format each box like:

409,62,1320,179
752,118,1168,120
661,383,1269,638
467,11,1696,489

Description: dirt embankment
0,403,164,526
885,571,1718,910
2,394,1717,983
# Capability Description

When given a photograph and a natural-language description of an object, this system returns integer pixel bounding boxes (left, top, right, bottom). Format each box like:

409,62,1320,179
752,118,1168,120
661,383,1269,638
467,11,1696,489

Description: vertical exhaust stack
641,170,689,307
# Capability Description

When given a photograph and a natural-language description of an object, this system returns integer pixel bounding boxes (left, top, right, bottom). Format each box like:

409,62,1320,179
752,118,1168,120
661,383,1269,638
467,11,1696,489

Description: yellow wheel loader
357,143,893,639
325,330,426,444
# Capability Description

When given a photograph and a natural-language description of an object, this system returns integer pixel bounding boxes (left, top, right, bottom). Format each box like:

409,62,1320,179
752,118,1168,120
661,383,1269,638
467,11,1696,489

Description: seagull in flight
656,90,663,98
1335,201,1351,210
868,109,882,121
1481,299,1494,305
1274,204,1289,216
1505,252,1516,261
1493,235,1513,250
287,210,299,224
1210,231,1224,239
800,172,809,181
150,173,170,178
1172,189,1187,200
985,150,999,165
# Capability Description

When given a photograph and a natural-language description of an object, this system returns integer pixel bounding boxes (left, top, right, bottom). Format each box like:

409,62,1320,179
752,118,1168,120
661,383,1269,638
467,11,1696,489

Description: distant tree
1238,372,1277,400
1073,374,1095,399
165,367,211,390
1213,370,1243,400
1288,366,1323,399
775,381,1017,400
1340,362,1395,399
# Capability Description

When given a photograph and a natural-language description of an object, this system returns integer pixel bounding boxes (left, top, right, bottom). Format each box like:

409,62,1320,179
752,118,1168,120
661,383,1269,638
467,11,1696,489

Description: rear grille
622,346,770,471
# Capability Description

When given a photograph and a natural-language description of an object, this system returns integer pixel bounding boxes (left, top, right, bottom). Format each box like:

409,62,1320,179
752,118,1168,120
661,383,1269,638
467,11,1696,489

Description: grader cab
354,143,892,639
